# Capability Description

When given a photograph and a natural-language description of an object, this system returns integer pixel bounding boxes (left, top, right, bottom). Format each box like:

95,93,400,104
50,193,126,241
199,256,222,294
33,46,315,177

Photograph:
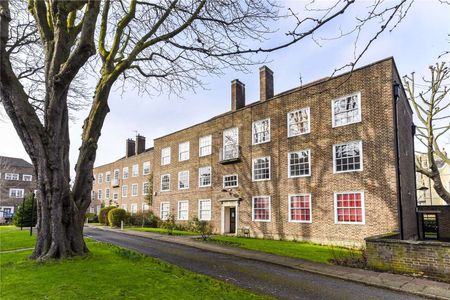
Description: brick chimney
231,79,245,111
126,138,135,157
135,134,146,155
260,66,274,101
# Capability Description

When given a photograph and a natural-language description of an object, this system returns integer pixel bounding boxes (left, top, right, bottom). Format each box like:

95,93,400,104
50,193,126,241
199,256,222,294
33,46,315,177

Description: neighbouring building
0,156,37,223
91,57,418,246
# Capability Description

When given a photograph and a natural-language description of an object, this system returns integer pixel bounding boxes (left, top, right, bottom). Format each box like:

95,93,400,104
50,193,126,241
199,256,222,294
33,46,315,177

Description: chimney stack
231,79,245,111
135,134,146,155
260,66,274,101
126,138,136,157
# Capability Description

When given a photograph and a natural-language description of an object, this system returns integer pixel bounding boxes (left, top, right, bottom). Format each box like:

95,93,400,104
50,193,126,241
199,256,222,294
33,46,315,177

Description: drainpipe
393,81,404,240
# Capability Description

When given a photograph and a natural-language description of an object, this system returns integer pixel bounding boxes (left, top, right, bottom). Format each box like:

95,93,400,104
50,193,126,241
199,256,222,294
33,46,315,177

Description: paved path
85,227,431,300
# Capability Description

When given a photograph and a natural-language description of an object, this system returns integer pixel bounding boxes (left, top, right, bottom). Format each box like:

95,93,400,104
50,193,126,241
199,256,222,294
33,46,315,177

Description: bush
85,212,98,223
128,211,160,227
13,192,37,227
159,214,176,235
98,206,116,225
108,208,128,227
191,217,213,241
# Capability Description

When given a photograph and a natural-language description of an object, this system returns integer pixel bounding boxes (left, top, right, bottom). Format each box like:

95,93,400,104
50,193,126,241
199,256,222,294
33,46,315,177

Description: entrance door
422,214,439,240
229,207,236,234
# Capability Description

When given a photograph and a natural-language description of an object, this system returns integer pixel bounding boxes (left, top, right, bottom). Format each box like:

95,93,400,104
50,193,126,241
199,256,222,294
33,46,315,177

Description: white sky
1,0,449,174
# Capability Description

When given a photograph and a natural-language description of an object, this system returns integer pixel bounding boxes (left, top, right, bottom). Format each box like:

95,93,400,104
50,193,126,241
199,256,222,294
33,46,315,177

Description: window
132,164,139,177
91,191,96,200
288,107,310,137
161,174,170,191
288,150,311,177
90,207,95,213
96,205,101,214
5,173,19,180
252,196,271,221
289,194,312,223
198,199,211,221
113,169,120,182
199,166,211,187
22,174,33,181
113,193,118,201
123,167,129,179
122,185,128,197
9,188,24,198
130,203,138,215
105,172,111,182
121,204,127,211
334,192,365,224
252,118,271,144
252,157,271,181
142,203,149,211
223,174,238,188
98,173,103,184
222,127,239,160
199,135,212,157
161,147,171,165
143,161,151,175
332,92,361,127
143,182,149,195
105,188,110,199
131,184,138,196
178,171,189,190
160,202,170,220
333,141,363,173
179,142,190,161
97,189,102,200
178,201,189,220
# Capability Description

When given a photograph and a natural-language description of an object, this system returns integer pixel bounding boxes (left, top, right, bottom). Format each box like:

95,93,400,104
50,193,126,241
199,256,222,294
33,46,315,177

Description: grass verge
206,236,361,264
1,232,269,299
0,227,36,251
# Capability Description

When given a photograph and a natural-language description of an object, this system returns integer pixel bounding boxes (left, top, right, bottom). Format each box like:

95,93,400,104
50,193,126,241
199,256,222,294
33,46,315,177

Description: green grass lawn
0,227,36,251
127,227,197,236
207,236,361,264
1,231,269,300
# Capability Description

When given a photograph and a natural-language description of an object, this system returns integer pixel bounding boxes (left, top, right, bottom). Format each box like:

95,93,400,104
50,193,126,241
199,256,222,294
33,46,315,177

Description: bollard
121,220,123,230
86,217,89,224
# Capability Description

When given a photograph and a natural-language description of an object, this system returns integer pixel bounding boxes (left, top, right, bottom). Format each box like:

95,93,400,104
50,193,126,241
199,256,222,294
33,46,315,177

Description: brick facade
92,57,417,246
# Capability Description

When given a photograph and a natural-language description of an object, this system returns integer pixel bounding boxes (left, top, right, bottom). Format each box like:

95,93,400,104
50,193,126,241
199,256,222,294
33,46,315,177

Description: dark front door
422,214,439,240
229,207,236,234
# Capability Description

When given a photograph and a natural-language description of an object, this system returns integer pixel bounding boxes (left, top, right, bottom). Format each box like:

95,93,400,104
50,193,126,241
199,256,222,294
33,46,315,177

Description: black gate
422,214,439,240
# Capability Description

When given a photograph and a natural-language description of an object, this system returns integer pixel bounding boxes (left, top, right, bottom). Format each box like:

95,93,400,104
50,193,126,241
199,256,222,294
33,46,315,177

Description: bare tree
0,0,415,260
404,62,450,204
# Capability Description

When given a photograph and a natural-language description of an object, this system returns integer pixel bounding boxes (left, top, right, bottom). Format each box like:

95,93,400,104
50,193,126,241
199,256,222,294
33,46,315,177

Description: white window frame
122,185,128,197
252,118,271,145
105,171,111,182
199,135,212,157
287,107,311,137
198,166,212,187
288,193,312,223
334,191,365,225
143,161,151,175
142,203,150,212
113,169,120,180
122,167,129,179
252,196,271,222
9,188,24,198
252,156,271,181
132,164,139,177
160,174,170,191
98,173,103,184
179,142,190,161
22,174,33,181
288,150,311,178
121,204,127,212
160,202,170,220
178,171,189,190
177,200,189,220
131,183,138,196
97,189,102,200
113,193,118,201
143,182,149,195
333,140,363,174
105,188,110,199
161,147,171,165
223,174,238,188
130,203,138,215
5,173,19,180
198,199,212,221
331,92,362,128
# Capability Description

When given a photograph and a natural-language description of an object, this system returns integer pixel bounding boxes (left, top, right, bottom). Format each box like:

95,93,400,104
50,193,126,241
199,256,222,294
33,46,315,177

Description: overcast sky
1,0,449,173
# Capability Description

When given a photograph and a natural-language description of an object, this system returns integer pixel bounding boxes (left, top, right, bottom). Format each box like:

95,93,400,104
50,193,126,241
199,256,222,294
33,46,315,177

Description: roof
0,156,33,169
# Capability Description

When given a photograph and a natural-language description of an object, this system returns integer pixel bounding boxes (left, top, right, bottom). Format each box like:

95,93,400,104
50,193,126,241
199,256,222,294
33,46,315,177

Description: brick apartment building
91,57,417,245
0,156,37,222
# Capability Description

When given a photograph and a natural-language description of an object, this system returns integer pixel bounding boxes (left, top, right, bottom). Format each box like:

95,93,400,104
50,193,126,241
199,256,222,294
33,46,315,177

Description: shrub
85,212,98,223
159,214,176,235
98,206,116,225
108,208,128,227
191,217,213,241
128,211,160,227
13,192,37,227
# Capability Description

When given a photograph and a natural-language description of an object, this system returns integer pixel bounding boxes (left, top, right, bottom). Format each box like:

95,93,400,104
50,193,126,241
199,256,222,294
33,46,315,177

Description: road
84,227,422,300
